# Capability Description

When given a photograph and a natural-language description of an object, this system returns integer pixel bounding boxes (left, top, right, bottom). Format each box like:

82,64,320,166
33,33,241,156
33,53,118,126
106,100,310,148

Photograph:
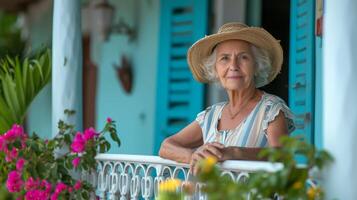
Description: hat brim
187,27,283,87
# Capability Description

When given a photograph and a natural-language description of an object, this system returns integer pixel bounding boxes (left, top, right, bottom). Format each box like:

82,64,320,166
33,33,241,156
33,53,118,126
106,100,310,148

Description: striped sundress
195,92,295,147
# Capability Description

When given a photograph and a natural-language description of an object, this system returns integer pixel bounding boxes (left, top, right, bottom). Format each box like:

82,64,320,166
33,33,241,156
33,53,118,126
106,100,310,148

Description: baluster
108,172,119,200
97,162,112,200
196,182,207,200
153,175,164,199
130,175,140,200
141,175,153,199
131,164,146,200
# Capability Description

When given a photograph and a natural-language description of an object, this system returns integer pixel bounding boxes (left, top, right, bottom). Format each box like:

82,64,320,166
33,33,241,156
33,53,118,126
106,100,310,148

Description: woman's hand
189,142,224,175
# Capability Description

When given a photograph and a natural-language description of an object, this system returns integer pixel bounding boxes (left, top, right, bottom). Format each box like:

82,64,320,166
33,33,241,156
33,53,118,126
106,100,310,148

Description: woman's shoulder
209,101,227,109
195,101,226,124
260,92,295,134
261,92,287,106
203,101,227,112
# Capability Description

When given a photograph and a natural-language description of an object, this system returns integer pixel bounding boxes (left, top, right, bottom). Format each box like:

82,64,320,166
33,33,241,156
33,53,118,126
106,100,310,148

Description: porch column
323,0,357,199
52,0,83,136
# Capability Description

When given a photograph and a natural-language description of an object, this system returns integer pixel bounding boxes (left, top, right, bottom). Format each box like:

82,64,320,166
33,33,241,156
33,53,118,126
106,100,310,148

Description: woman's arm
220,147,266,161
221,111,289,161
266,110,289,147
159,121,204,163
159,121,224,175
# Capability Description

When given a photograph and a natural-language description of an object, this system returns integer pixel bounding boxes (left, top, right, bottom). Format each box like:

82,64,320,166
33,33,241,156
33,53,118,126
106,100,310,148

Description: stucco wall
27,0,160,155
26,1,53,139
95,0,159,155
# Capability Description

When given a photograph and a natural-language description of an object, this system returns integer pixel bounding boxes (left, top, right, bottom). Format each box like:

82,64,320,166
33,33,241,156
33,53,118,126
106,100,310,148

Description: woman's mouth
227,75,243,79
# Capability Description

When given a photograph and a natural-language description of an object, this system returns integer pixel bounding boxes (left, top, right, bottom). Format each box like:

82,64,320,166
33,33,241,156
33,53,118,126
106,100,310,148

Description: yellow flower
292,181,303,190
201,156,217,173
307,187,322,199
159,178,181,192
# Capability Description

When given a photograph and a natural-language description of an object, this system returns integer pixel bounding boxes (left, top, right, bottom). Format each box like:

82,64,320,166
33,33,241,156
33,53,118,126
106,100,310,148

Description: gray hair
202,44,272,87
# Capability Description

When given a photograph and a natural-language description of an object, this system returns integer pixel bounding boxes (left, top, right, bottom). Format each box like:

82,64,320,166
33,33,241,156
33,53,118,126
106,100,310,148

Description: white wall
323,0,357,199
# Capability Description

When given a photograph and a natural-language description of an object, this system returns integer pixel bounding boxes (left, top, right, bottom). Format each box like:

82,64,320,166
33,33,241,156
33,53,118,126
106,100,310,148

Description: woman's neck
226,87,257,107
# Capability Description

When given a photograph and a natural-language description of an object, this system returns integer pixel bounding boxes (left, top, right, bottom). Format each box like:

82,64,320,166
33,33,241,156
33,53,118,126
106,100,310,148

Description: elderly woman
159,22,295,174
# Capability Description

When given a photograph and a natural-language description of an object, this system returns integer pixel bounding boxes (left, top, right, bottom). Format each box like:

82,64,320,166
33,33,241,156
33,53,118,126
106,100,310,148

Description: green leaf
0,49,51,130
6,55,15,67
22,58,29,93
99,143,105,153
64,134,72,145
0,98,16,130
0,116,11,133
2,75,21,120
14,59,26,113
105,141,111,152
27,63,35,99
81,190,89,199
110,130,121,147
31,60,44,81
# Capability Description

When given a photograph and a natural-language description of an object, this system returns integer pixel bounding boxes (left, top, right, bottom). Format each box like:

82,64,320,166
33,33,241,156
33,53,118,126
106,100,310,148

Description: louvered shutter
289,0,315,143
154,0,208,153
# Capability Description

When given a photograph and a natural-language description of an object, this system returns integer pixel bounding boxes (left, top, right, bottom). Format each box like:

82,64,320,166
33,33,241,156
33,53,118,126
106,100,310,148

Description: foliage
0,12,26,59
200,136,333,200
157,179,182,200
158,136,333,200
0,116,120,199
0,49,51,133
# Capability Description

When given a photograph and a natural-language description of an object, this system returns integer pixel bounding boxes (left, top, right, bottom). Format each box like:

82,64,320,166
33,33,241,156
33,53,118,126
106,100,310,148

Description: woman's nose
229,58,240,71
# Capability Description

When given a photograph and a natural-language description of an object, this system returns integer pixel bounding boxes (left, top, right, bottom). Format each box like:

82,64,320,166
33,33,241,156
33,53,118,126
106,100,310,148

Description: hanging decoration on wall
114,55,133,94
90,0,136,41
315,0,323,37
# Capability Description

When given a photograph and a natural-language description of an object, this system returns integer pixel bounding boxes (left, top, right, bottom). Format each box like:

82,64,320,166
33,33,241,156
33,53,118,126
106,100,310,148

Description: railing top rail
95,153,283,172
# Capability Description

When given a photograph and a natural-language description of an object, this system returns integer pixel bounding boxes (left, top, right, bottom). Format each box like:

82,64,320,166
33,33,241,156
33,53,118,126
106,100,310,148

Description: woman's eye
220,56,229,61
241,54,249,60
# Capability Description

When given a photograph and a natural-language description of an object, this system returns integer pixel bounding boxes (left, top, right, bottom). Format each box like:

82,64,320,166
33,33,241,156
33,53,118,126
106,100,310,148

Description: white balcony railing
91,154,284,200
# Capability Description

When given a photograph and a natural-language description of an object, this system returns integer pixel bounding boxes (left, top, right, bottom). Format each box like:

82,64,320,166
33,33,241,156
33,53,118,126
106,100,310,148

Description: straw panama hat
187,22,283,87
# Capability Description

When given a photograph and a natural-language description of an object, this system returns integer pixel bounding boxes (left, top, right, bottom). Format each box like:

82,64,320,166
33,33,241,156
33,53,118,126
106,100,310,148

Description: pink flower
16,158,26,171
25,177,39,191
83,128,98,141
16,196,23,200
0,136,5,151
41,180,52,193
6,170,24,193
54,182,67,194
71,132,86,153
68,187,73,193
50,193,58,200
72,157,81,168
107,117,112,123
4,124,24,141
25,189,48,200
5,148,19,162
74,180,81,190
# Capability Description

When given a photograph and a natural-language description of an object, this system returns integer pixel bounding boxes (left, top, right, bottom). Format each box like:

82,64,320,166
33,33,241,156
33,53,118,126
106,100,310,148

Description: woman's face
215,40,256,91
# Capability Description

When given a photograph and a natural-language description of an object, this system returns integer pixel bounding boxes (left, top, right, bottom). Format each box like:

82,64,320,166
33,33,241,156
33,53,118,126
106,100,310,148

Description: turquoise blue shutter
314,31,323,149
154,0,208,154
289,0,315,143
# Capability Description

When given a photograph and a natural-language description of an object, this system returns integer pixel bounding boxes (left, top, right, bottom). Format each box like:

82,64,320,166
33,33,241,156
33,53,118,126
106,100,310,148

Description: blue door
154,0,208,154
289,0,315,144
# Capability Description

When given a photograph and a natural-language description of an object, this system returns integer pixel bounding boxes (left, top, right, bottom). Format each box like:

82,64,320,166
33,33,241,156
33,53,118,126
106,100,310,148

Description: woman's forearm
159,138,193,164
222,147,267,161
